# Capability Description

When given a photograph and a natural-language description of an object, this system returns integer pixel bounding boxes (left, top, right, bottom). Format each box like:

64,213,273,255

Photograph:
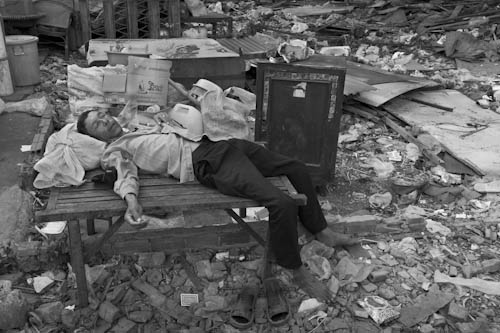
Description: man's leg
225,139,327,234
225,139,357,248
192,140,302,269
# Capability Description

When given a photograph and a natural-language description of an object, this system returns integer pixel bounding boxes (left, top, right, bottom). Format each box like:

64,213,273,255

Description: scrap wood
434,270,500,296
281,4,354,17
382,115,444,166
422,10,500,31
449,4,464,19
438,142,485,176
343,104,380,122
402,96,454,112
84,216,125,260
173,252,207,292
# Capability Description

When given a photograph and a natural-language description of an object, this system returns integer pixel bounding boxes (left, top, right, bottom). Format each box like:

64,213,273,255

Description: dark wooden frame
255,59,346,185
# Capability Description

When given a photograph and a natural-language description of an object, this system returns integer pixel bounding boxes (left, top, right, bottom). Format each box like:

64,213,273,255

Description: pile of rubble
1,0,500,332
2,112,500,332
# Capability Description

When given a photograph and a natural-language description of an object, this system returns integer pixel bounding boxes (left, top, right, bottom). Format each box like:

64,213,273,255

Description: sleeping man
76,108,357,301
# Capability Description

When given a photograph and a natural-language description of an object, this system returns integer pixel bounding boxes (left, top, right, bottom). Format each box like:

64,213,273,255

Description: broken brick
0,289,28,330
35,301,64,324
342,215,380,233
109,317,137,333
98,301,121,323
448,302,469,321
361,282,378,292
378,287,396,300
145,268,163,287
128,310,153,323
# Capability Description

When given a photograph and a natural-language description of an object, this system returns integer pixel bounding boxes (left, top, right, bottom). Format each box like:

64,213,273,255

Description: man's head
77,110,124,142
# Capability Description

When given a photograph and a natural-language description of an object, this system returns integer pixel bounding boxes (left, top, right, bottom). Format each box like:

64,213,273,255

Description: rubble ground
2,0,500,332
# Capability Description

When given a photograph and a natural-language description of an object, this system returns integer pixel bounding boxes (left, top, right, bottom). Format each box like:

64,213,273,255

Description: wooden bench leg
86,218,95,235
85,216,125,261
68,219,89,307
262,226,273,280
225,209,265,246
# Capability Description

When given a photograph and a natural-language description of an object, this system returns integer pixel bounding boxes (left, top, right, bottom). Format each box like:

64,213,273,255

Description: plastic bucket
5,35,40,86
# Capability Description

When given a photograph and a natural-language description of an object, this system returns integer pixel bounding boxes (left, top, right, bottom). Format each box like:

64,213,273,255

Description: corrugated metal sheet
218,36,270,59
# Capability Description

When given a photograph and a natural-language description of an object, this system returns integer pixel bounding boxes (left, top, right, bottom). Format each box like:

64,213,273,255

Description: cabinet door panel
267,79,330,164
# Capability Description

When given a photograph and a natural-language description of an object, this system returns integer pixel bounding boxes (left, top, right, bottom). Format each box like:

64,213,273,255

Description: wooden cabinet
255,55,346,186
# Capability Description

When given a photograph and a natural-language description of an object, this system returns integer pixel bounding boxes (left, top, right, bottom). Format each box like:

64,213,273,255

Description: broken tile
399,291,454,327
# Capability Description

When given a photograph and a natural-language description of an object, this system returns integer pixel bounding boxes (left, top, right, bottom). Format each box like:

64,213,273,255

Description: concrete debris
0,289,28,330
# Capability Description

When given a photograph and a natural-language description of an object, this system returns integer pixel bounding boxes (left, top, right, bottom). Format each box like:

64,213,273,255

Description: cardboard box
102,57,172,106
127,57,172,106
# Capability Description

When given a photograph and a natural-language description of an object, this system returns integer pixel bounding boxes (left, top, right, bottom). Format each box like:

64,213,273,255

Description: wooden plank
68,219,89,307
383,116,443,166
36,176,305,222
126,0,139,38
450,5,464,19
103,0,116,38
78,0,91,44
147,0,161,39
85,216,125,259
55,184,293,203
105,221,267,254
343,104,380,122
167,0,181,38
384,90,500,176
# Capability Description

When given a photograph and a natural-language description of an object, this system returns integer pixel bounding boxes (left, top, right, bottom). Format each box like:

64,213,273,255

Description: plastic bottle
116,99,138,127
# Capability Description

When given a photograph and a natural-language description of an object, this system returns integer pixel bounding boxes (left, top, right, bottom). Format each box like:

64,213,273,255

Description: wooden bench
35,175,306,307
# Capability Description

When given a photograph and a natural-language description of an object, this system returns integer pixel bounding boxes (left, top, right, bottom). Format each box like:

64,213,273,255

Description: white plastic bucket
5,35,40,86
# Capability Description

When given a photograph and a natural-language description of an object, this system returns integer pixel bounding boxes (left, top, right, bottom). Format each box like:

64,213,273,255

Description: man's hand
124,193,147,229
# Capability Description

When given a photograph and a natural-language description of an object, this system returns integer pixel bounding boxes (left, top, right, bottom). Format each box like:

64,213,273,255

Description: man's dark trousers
192,138,327,269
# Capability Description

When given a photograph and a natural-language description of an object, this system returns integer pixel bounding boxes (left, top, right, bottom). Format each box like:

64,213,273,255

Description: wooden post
68,220,89,307
167,0,181,38
103,0,116,38
147,0,160,39
86,218,95,235
126,0,139,38
78,0,91,45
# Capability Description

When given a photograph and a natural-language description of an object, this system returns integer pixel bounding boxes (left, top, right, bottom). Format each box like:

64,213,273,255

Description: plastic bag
33,124,107,188
1,96,53,116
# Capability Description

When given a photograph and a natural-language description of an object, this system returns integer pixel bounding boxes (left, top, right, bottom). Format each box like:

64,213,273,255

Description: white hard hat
193,79,221,93
190,79,222,102
169,103,203,136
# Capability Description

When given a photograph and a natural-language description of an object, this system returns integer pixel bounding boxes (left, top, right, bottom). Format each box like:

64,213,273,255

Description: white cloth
33,124,107,188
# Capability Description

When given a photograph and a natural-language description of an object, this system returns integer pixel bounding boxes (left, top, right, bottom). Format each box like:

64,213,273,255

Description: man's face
83,111,123,142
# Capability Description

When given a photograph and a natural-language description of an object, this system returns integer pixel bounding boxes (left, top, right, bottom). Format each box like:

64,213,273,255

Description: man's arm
102,149,144,225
